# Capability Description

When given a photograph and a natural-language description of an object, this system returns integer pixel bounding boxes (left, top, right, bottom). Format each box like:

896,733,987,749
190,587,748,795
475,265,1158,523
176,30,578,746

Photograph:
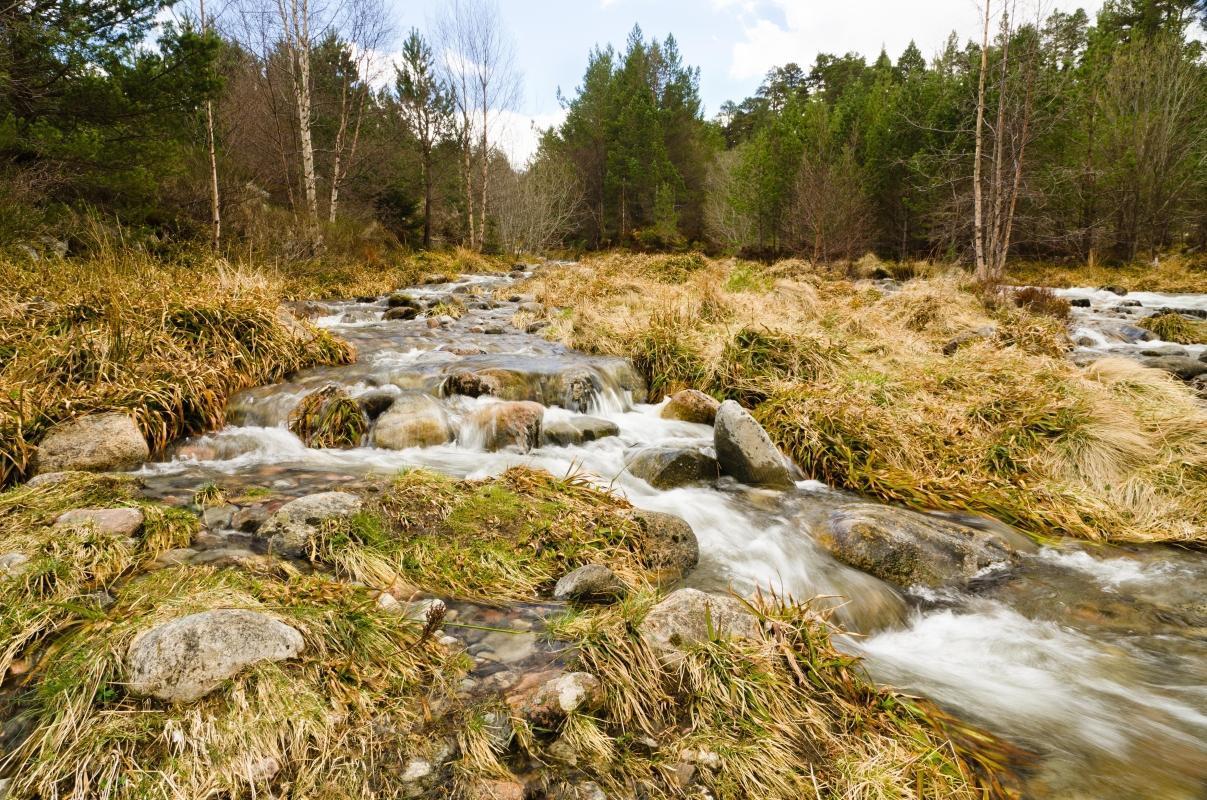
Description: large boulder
633,510,698,577
553,564,626,602
541,416,619,446
126,609,304,703
626,447,718,489
640,589,760,657
815,505,1019,589
660,389,720,425
713,401,794,489
1141,355,1207,381
372,394,455,450
55,507,144,537
464,402,544,452
258,491,363,557
33,413,149,475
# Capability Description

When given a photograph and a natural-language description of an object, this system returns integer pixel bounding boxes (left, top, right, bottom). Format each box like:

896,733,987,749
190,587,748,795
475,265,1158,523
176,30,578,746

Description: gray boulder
541,416,619,446
1139,344,1188,358
633,510,698,577
815,505,1019,589
258,491,363,557
55,507,144,537
640,588,760,658
1141,356,1207,381
372,394,455,450
627,447,718,489
0,552,30,579
464,402,544,452
660,389,720,425
713,401,794,489
553,564,626,602
126,609,304,702
33,413,149,475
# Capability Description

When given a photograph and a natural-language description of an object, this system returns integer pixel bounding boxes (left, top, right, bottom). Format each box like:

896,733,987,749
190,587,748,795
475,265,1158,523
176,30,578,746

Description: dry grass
1137,312,1207,344
275,247,507,301
0,246,355,487
524,254,1207,543
1007,255,1207,293
288,385,368,448
311,467,659,603
537,592,1019,800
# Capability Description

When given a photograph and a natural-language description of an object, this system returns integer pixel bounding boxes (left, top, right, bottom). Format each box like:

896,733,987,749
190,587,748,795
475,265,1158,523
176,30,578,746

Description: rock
55,507,144,537
661,389,720,425
525,321,549,334
541,416,620,446
1117,299,1142,308
148,548,197,569
640,589,760,657
1075,336,1097,347
1117,324,1155,343
549,782,607,800
258,491,363,557
26,470,77,488
357,390,398,420
1069,298,1091,308
1099,284,1128,295
713,401,794,489
387,293,419,309
372,394,455,450
1139,345,1188,357
202,504,234,529
1142,356,1207,381
126,609,304,703
465,402,544,452
523,672,604,726
384,306,419,321
518,301,544,314
815,505,1018,589
231,506,269,532
633,510,699,577
463,779,525,800
33,413,149,475
0,552,30,579
1190,374,1207,399
443,369,505,398
626,447,718,489
187,548,268,570
553,564,626,602
941,325,996,355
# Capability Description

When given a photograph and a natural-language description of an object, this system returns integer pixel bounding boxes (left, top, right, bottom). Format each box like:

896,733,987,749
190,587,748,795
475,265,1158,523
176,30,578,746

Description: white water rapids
139,270,1207,799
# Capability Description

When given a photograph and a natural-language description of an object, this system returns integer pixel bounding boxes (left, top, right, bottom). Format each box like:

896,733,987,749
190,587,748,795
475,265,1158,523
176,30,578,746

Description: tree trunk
478,96,488,251
200,0,220,250
972,0,991,282
423,144,433,248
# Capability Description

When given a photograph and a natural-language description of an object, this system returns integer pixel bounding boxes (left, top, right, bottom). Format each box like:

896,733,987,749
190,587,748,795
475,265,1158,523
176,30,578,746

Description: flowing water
139,269,1207,799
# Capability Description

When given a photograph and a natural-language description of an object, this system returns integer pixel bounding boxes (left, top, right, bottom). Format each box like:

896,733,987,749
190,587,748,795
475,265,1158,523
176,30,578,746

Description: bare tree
438,0,519,249
325,0,389,223
200,0,222,249
494,153,582,254
972,1,1040,282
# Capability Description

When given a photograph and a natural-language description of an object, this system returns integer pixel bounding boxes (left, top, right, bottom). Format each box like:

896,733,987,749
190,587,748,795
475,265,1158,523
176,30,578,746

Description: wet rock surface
713,400,795,489
626,446,718,489
660,388,720,424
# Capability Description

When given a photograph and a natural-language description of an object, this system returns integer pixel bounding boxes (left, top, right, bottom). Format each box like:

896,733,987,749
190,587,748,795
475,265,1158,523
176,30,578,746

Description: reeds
1138,311,1207,344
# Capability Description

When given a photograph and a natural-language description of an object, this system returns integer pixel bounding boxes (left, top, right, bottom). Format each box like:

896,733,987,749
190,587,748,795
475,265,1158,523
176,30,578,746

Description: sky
386,0,1109,163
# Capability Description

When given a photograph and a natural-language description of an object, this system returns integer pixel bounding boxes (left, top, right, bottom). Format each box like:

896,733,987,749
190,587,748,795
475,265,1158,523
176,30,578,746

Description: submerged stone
626,446,718,489
465,401,544,452
815,504,1019,589
372,394,455,450
541,416,619,446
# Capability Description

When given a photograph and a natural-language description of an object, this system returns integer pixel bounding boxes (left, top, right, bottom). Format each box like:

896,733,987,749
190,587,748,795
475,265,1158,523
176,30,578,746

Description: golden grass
0,247,355,487
275,246,507,301
287,385,368,448
1137,312,1207,344
537,592,1018,800
1007,255,1207,293
523,254,1207,543
311,467,658,603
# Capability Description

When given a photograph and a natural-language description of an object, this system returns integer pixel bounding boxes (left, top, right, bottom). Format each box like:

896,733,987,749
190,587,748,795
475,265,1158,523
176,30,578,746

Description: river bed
138,269,1207,799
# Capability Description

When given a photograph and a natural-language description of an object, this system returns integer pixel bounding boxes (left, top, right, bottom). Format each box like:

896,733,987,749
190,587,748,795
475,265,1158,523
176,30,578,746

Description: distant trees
395,30,454,248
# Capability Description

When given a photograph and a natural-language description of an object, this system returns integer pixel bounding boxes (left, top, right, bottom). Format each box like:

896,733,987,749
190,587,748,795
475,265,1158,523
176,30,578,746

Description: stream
138,267,1207,800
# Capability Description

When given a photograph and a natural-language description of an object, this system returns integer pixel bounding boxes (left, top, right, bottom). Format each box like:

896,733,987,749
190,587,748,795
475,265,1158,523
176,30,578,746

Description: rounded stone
660,389,720,425
713,401,794,489
33,413,149,475
258,491,363,557
125,609,304,703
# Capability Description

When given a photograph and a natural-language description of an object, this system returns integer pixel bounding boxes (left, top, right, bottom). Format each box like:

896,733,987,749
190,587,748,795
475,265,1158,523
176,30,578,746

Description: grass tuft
1137,312,1207,344
288,385,369,448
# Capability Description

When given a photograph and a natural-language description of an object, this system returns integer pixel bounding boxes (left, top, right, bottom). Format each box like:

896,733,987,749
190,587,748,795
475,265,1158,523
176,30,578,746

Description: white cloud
726,0,1106,81
493,108,568,166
